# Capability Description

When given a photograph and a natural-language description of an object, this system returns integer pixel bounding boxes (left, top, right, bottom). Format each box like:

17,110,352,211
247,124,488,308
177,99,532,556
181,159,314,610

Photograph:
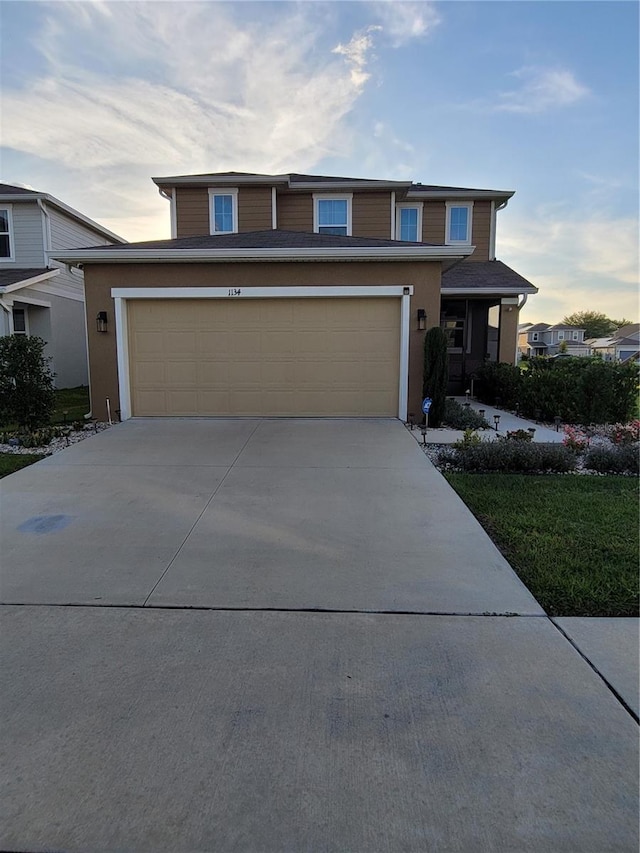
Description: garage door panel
128,297,400,417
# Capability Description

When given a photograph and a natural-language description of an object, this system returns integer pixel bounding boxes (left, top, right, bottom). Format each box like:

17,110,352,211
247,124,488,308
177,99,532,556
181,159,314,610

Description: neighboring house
587,324,640,363
518,323,591,358
0,184,125,388
52,171,538,421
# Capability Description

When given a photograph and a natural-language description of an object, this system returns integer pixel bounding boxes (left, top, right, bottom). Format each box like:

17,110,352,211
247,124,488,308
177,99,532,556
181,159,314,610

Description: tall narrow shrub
423,326,448,427
0,335,55,429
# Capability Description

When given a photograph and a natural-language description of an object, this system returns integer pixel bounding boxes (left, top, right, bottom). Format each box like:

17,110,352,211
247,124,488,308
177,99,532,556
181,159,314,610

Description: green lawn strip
0,453,45,478
52,386,90,424
444,473,639,617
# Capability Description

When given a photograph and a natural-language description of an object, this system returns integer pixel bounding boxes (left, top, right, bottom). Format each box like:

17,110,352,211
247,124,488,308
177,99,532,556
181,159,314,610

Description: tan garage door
127,297,400,417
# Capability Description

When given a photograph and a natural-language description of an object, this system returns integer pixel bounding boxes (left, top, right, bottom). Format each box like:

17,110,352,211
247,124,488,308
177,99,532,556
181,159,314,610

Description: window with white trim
208,188,238,234
532,332,539,341
572,330,579,340
395,204,422,242
445,202,473,245
558,331,565,340
0,207,14,259
313,195,352,236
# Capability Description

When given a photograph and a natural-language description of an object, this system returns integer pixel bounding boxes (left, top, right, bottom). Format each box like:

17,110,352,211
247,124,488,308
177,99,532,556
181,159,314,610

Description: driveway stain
17,515,74,534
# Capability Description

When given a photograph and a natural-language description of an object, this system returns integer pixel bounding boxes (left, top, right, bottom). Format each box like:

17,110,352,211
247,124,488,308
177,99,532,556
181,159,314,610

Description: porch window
440,301,466,351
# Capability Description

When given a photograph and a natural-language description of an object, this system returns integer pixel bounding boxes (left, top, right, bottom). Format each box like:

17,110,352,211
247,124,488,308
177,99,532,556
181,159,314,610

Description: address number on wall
227,289,242,296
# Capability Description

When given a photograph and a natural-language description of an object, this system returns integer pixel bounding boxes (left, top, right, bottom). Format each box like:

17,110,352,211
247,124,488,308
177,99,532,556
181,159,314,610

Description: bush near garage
442,398,490,430
475,357,638,425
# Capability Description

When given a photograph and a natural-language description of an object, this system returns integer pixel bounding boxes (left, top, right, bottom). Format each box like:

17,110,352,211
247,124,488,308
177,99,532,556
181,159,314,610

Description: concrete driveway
1,419,638,852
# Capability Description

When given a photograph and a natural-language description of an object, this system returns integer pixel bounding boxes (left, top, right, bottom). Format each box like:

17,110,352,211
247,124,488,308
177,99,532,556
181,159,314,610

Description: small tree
423,326,448,427
0,335,55,429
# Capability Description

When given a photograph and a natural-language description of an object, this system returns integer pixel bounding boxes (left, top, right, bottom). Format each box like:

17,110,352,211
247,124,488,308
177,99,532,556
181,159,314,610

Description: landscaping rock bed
0,422,113,456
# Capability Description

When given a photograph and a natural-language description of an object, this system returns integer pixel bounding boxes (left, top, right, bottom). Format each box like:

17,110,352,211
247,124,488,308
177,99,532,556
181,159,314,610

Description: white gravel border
0,422,114,456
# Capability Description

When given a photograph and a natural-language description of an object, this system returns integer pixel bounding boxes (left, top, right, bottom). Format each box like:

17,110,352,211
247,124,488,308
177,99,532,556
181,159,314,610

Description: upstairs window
445,202,473,245
208,188,238,234
313,195,352,236
558,331,565,340
572,330,579,340
0,207,14,260
532,332,539,341
396,204,422,242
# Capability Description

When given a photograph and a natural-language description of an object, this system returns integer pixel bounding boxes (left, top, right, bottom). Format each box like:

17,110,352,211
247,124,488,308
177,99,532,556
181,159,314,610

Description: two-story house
518,323,590,359
0,184,125,388
586,324,640,363
52,171,537,421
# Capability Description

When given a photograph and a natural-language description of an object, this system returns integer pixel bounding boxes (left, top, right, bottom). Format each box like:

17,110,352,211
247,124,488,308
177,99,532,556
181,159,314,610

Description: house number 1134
227,288,242,296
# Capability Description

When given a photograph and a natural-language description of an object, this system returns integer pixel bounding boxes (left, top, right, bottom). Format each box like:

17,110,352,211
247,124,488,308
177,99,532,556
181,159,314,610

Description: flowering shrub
563,425,590,452
609,420,640,446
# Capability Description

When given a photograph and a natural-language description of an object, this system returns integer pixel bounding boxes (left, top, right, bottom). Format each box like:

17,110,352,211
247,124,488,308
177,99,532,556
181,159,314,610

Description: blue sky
1,0,638,323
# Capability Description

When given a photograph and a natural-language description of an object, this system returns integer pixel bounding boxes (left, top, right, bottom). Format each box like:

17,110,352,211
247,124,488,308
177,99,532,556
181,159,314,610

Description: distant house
587,324,640,363
0,184,125,388
518,323,591,358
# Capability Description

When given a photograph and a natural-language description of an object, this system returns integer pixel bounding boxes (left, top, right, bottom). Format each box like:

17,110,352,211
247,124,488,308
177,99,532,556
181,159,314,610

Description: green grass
444,473,639,617
0,453,45,478
52,386,90,424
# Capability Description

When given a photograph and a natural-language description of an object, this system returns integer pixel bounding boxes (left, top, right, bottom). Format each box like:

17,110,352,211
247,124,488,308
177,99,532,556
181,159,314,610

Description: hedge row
474,358,638,425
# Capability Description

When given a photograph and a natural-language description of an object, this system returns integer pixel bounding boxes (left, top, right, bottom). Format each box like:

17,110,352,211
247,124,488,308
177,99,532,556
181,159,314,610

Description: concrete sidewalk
412,396,565,444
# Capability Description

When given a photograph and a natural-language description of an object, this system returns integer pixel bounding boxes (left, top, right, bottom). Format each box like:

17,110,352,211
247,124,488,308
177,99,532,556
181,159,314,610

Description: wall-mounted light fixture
96,311,108,333
417,308,426,331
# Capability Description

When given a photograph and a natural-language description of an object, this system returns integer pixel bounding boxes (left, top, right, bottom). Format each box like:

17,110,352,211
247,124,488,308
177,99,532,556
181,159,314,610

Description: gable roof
548,323,585,331
527,323,551,332
0,183,125,243
441,260,537,295
0,267,59,293
614,323,639,339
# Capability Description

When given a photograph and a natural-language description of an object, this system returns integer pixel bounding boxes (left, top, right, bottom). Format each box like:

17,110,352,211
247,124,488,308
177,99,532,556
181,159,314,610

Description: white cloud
370,1,441,47
494,67,590,114
500,211,639,324
332,26,381,88
1,2,384,240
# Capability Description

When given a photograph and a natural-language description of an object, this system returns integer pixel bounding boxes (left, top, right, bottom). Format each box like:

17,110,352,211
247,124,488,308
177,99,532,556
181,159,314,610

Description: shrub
608,421,640,446
0,336,55,429
563,425,590,452
449,440,577,474
584,445,639,475
505,429,533,442
453,428,484,450
423,327,449,428
477,357,638,425
474,362,523,408
443,398,489,430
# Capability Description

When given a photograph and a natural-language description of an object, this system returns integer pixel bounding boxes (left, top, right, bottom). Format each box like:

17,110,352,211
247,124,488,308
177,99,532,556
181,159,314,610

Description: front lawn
52,386,90,424
0,453,45,479
445,473,639,617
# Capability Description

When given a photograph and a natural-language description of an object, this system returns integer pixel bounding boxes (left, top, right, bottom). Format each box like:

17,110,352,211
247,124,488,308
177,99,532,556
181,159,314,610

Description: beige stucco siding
498,304,519,364
352,192,392,239
175,188,209,237
84,261,441,421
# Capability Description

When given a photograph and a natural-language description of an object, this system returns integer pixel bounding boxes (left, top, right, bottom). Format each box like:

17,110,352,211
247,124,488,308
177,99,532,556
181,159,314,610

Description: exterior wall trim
111,285,414,422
